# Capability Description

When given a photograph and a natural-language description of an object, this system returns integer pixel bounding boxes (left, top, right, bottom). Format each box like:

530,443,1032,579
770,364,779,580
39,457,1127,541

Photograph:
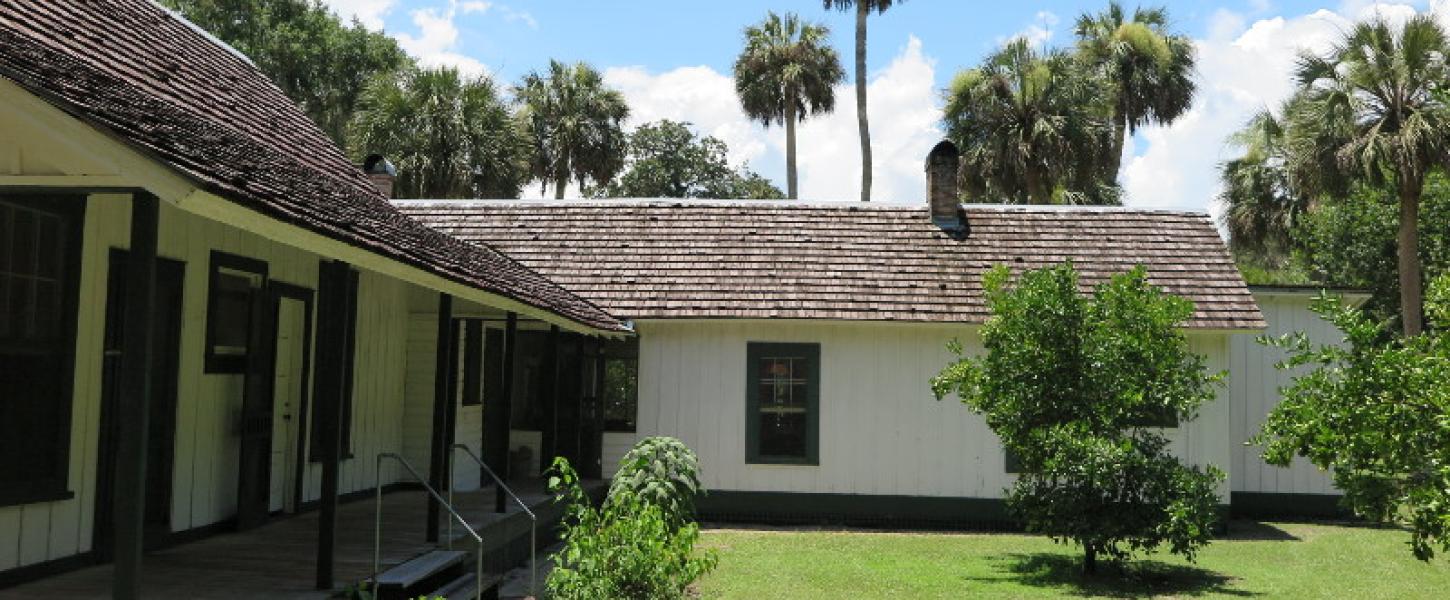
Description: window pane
11,208,35,277
10,275,33,340
0,274,10,340
603,357,637,431
37,215,62,279
33,280,60,342
0,204,11,274
758,411,806,457
211,273,252,354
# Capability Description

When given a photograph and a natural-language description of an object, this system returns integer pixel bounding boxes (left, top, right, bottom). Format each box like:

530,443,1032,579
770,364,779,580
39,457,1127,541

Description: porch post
113,191,159,600
427,293,453,543
539,325,561,469
314,259,350,590
494,312,517,513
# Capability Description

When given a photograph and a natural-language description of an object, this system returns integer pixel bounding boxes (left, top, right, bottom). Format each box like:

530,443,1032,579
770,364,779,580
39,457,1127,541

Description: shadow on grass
966,553,1256,598
1222,520,1299,541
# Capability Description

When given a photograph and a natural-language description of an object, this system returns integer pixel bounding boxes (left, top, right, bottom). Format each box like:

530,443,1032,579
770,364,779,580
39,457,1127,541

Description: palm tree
1283,16,1450,335
1218,109,1309,266
1074,1,1195,182
734,12,845,199
349,66,529,198
823,0,903,202
515,60,631,199
943,39,1110,205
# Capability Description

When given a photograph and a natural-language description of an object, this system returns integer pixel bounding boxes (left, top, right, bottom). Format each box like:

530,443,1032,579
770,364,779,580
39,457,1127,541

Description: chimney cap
363,154,397,177
926,140,959,168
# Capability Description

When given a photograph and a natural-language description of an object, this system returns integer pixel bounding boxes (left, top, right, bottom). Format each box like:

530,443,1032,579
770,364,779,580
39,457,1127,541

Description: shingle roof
0,0,625,333
397,200,1267,330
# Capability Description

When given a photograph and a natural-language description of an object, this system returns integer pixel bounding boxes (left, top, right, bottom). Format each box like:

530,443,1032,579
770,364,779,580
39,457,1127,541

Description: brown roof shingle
397,201,1266,330
0,0,625,332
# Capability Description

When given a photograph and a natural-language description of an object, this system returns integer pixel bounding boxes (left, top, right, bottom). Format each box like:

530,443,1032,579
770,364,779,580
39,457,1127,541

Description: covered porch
0,480,606,599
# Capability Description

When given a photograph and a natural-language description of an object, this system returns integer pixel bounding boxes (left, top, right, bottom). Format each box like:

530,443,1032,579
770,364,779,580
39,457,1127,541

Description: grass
694,521,1450,599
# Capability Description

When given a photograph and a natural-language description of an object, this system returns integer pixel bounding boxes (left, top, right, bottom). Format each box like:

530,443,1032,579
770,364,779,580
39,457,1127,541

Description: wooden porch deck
3,479,599,599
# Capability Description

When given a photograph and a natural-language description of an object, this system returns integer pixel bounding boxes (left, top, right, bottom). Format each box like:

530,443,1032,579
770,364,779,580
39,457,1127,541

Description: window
204,251,267,373
0,196,84,505
745,342,820,465
601,338,638,432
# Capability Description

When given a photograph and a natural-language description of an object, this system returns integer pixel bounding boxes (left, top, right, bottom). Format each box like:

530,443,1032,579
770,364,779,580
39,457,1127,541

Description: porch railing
374,453,485,600
450,443,537,598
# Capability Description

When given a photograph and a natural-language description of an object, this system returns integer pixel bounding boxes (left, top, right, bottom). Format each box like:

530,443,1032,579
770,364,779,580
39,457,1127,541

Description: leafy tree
548,454,717,600
823,0,904,202
160,0,411,146
1282,16,1450,336
734,12,845,199
1074,1,1196,181
944,40,1115,205
1218,110,1311,268
1255,274,1450,560
1295,177,1450,326
349,67,529,198
515,60,631,199
932,263,1224,574
598,120,784,199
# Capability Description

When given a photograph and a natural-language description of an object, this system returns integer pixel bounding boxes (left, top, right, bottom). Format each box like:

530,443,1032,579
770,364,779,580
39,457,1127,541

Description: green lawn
695,521,1450,599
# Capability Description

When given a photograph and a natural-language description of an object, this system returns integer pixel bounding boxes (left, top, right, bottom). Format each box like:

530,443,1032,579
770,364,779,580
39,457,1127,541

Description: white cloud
1120,2,1450,218
321,0,396,30
1000,11,1061,48
595,36,943,202
394,0,490,77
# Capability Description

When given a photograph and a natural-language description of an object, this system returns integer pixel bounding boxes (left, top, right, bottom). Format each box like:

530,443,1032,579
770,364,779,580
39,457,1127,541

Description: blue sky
322,1,1447,214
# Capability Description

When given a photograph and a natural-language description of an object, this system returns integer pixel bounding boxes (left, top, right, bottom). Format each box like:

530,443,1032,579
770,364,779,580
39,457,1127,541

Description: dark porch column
539,325,561,470
426,294,453,543
113,192,159,600
314,259,350,590
492,312,517,513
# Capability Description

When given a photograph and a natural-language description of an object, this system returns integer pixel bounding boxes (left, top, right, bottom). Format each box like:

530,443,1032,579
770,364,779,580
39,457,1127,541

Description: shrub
606,436,703,531
932,263,1225,573
546,457,717,600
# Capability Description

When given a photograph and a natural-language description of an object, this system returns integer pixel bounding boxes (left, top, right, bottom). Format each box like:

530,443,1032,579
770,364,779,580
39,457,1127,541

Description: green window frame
745,342,820,465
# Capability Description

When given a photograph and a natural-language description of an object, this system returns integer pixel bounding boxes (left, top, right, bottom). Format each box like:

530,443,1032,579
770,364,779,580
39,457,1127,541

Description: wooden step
431,571,504,600
375,549,469,589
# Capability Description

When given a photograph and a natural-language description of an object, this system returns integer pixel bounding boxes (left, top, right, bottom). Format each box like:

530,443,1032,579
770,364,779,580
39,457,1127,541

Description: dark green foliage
349,67,530,199
546,457,717,600
1295,178,1450,326
160,0,410,146
943,40,1116,205
596,120,783,199
606,436,704,531
1255,274,1450,560
515,60,631,199
932,263,1224,573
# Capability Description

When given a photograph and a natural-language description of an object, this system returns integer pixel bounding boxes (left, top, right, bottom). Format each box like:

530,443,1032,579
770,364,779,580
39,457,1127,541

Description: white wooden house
0,0,1356,596
0,1,628,597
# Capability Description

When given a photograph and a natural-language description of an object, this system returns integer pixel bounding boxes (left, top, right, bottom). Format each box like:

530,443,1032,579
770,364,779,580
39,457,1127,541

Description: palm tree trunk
1398,174,1425,335
1107,105,1127,183
554,169,568,200
856,3,872,203
786,96,799,200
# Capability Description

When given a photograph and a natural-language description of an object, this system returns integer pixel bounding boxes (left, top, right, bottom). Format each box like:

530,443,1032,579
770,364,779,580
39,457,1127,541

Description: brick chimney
926,140,965,235
362,154,396,199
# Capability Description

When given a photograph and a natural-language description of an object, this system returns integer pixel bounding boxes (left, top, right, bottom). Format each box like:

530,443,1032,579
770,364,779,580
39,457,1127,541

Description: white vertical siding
1,194,423,572
1230,293,1342,495
633,320,1236,500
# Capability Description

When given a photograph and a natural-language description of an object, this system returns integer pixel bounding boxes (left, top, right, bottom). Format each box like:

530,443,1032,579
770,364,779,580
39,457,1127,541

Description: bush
606,436,703,531
546,455,717,600
932,263,1225,573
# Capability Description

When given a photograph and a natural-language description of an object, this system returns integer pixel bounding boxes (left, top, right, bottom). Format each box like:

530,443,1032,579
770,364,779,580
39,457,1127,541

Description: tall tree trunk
856,3,872,203
554,168,568,200
786,96,799,200
1083,543,1098,575
1107,104,1127,184
1399,173,1425,336
1025,167,1046,205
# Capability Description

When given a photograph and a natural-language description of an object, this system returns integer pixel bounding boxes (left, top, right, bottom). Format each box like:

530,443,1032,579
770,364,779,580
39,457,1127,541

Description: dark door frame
270,281,315,514
94,249,185,558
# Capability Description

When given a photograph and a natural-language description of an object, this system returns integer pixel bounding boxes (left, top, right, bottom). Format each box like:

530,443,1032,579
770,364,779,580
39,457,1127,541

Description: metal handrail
374,452,485,600
451,443,537,598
